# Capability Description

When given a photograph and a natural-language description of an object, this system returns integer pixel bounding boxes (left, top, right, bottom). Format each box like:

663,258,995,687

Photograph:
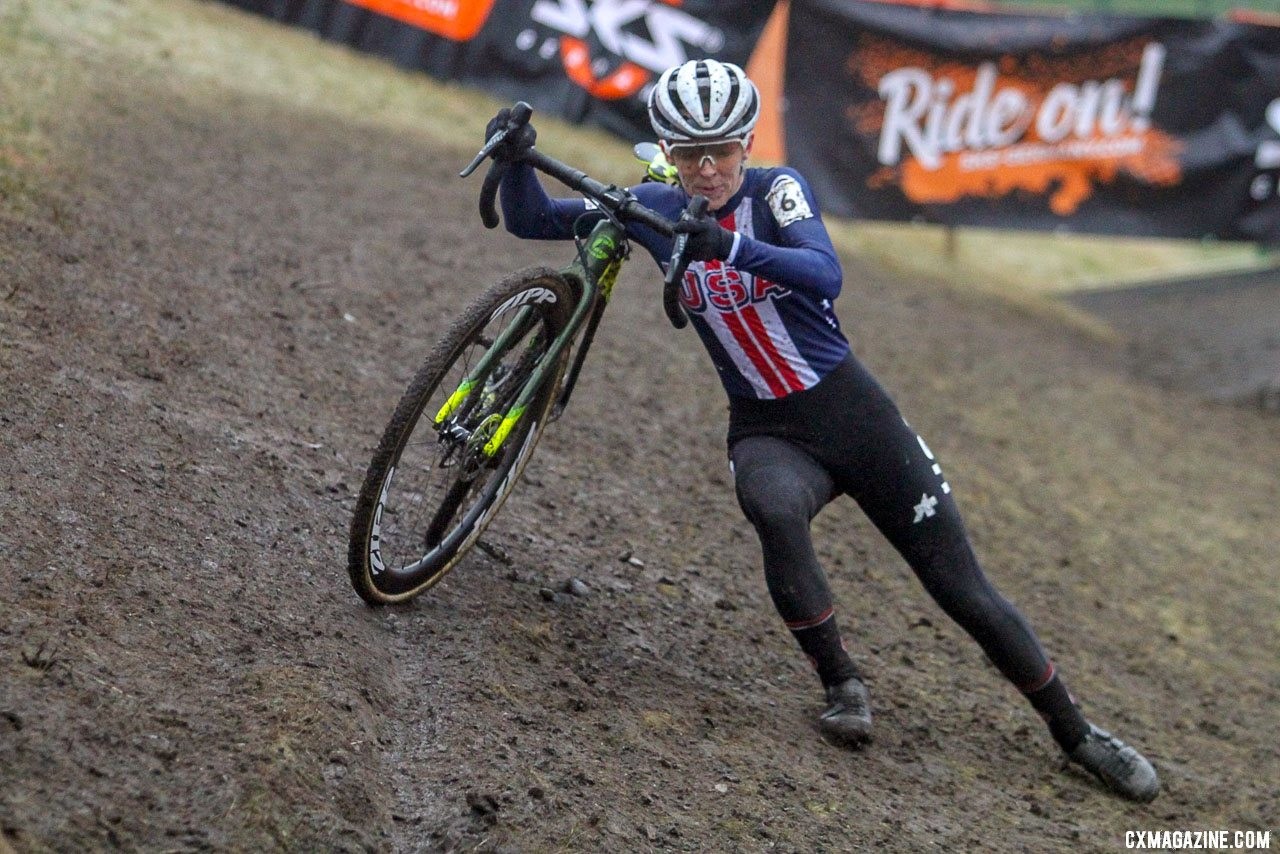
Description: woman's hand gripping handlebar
461,101,703,328
459,101,534,229
661,194,708,329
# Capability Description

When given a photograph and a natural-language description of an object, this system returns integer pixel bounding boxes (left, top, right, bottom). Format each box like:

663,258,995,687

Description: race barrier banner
785,0,1280,240
221,0,778,142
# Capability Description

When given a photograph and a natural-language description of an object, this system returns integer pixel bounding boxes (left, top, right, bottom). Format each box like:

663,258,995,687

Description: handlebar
477,160,508,230
519,148,676,237
464,101,701,328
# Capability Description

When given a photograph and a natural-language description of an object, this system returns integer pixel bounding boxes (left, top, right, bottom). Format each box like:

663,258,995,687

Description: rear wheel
348,267,575,604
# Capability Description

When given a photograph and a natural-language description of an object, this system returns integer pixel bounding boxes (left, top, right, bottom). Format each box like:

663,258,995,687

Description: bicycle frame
551,219,628,417
350,106,705,604
432,218,627,458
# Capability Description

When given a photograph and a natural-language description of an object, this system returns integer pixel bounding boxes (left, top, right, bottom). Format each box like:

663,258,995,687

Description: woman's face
665,136,752,211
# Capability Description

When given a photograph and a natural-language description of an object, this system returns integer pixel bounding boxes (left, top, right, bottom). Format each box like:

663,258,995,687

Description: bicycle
347,103,705,605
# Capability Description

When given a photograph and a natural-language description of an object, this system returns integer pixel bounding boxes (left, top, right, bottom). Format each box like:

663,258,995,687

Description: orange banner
784,0,1280,239
342,0,495,41
745,0,788,163
851,38,1180,215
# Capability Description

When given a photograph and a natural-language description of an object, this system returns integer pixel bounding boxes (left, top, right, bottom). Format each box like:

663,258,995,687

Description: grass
0,0,1270,304
828,219,1267,299
0,2,82,219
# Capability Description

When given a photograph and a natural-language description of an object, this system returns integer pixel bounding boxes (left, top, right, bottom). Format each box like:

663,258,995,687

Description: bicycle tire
348,267,575,605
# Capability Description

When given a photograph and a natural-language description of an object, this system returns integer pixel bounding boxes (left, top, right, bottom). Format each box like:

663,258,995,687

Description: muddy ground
1067,268,1280,410
2,8,1279,853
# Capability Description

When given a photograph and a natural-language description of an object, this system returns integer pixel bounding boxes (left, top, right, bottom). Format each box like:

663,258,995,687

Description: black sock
787,609,861,688
1023,666,1090,751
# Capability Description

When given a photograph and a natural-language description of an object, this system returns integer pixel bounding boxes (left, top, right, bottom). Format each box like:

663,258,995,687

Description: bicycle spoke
424,475,476,549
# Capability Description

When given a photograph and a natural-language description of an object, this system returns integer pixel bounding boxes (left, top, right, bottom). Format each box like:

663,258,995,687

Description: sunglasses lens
669,141,742,166
668,146,705,166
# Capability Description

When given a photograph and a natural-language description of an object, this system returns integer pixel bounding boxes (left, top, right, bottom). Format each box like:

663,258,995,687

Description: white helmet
647,59,760,143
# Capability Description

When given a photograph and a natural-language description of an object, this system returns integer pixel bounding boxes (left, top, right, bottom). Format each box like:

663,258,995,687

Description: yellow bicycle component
434,379,475,424
598,259,621,301
482,405,526,457
643,148,680,185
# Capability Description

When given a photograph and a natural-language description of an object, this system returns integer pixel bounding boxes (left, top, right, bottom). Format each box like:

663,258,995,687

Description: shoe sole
818,719,873,747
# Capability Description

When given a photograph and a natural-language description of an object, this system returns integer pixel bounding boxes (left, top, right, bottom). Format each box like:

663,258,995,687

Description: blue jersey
499,162,850,400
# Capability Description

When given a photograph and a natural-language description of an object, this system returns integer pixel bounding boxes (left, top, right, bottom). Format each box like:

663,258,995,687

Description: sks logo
524,0,725,100
1249,98,1280,201
680,262,787,315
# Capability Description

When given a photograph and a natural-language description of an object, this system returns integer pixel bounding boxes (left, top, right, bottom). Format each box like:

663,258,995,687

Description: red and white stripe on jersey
691,197,821,399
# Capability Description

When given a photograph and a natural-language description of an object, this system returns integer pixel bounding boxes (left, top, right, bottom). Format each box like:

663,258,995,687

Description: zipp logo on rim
522,0,725,100
369,466,395,575
491,286,558,319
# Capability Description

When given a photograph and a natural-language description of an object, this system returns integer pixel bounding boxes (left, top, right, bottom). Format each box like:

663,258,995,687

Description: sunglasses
665,140,747,169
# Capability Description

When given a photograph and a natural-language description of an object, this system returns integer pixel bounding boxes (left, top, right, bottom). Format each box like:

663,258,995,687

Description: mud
2,20,1278,854
1067,268,1280,411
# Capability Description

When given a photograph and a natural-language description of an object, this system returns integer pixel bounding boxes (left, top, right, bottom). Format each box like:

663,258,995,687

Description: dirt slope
1067,269,1280,408
2,4,1278,852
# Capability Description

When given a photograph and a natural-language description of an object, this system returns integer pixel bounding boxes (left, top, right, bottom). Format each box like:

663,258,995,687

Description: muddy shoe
818,676,872,745
1068,723,1160,802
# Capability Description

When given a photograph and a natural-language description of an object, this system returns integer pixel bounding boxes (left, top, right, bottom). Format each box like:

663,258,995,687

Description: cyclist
485,58,1159,802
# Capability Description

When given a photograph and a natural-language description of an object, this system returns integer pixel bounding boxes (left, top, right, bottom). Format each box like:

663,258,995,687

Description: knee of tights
736,478,815,533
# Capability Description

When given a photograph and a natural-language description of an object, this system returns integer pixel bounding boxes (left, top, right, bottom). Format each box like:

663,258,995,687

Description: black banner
786,0,1280,241
222,0,777,142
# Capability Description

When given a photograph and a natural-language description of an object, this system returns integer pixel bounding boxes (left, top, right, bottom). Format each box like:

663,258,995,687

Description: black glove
673,214,736,262
484,108,536,162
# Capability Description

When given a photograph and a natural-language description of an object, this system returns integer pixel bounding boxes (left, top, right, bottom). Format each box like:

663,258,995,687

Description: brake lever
460,101,534,178
662,195,709,329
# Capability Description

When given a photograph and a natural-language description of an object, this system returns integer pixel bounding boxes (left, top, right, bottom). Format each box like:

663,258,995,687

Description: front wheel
348,267,575,605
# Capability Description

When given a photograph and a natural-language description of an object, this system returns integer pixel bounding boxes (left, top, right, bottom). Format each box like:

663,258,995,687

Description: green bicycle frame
433,218,628,458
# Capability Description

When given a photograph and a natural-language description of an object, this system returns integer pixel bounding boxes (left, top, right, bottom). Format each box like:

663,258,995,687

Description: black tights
725,354,1088,749
732,433,1052,692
